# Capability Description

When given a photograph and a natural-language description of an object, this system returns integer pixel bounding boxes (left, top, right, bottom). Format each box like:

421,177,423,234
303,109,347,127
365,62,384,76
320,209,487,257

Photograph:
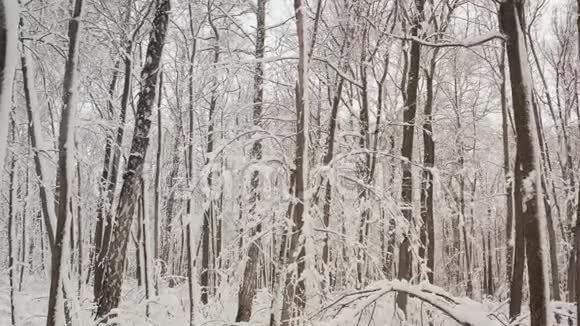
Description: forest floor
0,277,576,325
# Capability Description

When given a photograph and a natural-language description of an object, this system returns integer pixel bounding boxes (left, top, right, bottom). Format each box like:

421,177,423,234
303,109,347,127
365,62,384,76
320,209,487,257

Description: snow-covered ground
1,276,576,325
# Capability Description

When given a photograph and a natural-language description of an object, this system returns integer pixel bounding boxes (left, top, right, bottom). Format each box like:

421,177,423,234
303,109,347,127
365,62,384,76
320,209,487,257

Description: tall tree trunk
163,120,182,280
95,0,170,318
509,155,525,319
201,2,221,303
499,2,550,324
93,63,120,298
529,92,562,301
19,166,29,292
236,0,267,321
575,0,580,319
356,28,371,289
20,31,56,252
321,77,343,286
487,231,494,295
76,160,83,295
499,46,514,288
385,136,397,278
279,0,309,323
140,179,151,317
396,0,424,315
420,49,437,284
153,71,163,294
46,1,83,325
185,0,198,288
8,117,16,326
186,223,194,325
483,231,488,296
459,166,473,298
312,35,350,291
0,0,17,172
136,189,142,287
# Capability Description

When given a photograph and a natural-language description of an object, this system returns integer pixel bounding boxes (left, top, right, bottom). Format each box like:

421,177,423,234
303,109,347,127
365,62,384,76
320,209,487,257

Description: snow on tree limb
314,280,505,326
392,31,506,48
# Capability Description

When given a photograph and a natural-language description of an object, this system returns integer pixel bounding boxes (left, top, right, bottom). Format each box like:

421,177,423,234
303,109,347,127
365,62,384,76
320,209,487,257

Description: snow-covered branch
392,31,506,48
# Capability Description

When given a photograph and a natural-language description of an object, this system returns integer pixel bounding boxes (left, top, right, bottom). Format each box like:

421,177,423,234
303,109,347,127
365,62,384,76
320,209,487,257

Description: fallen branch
313,280,504,326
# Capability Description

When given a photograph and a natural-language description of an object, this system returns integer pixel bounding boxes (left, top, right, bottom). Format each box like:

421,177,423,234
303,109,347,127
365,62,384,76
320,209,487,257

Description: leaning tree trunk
95,0,170,318
20,33,56,252
94,2,134,298
46,1,83,325
499,2,550,325
0,0,17,172
396,0,424,315
236,0,267,321
93,63,120,300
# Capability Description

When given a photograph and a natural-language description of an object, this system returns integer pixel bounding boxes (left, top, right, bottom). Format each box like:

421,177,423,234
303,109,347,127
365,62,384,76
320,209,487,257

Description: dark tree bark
396,0,425,314
185,0,198,283
384,135,397,278
528,89,562,301
140,180,151,317
236,0,267,321
95,0,170,318
8,117,16,326
356,25,372,289
509,155,525,319
499,46,514,287
136,189,142,287
486,231,494,296
186,223,194,325
420,48,438,285
499,2,550,324
279,0,309,323
19,168,29,292
46,1,83,325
